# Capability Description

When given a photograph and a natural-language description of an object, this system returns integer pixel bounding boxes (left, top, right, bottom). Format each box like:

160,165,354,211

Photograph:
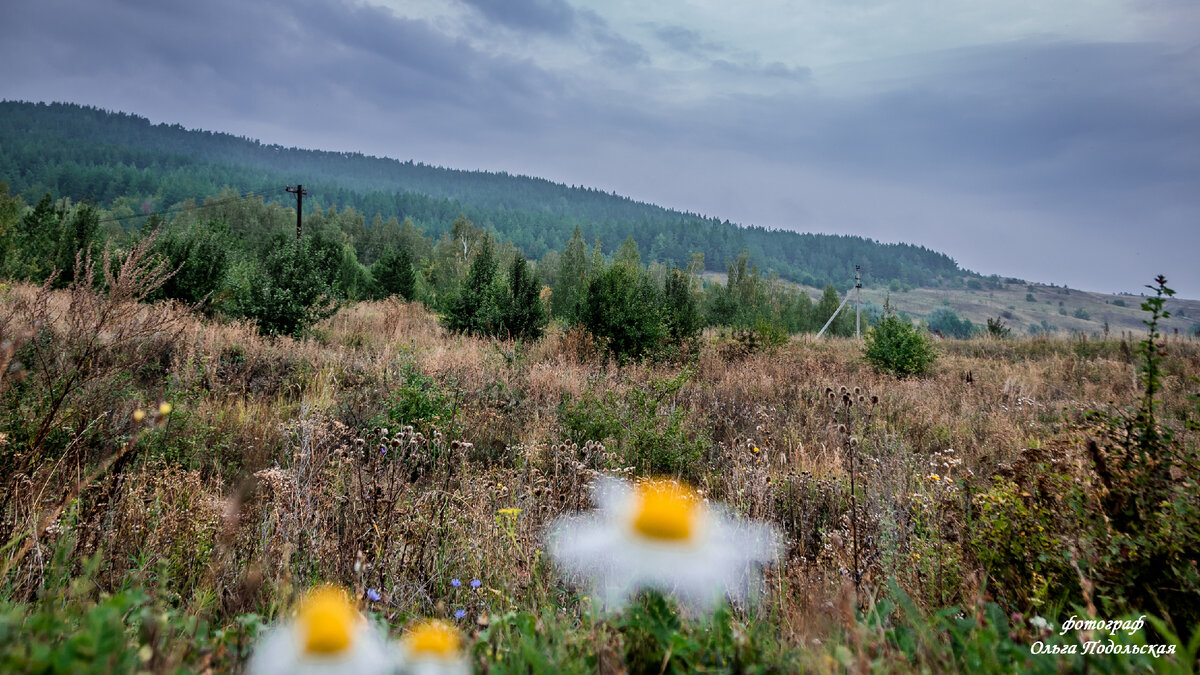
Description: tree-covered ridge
0,100,964,289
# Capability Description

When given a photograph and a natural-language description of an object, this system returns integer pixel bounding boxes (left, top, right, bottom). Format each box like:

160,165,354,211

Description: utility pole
816,265,865,339
286,184,307,239
855,265,863,340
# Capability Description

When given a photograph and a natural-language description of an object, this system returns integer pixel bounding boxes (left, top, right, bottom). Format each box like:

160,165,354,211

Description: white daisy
546,476,782,612
396,619,471,675
247,586,395,675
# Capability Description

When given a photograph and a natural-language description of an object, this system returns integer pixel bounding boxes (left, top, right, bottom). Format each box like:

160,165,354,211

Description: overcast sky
2,0,1198,295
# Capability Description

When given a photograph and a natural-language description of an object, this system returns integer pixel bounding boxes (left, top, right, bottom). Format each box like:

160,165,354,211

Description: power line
93,187,288,225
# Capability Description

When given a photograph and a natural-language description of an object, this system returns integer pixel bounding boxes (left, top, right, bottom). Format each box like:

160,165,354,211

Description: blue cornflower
450,578,461,588
366,588,381,602
381,446,387,454
470,579,481,589
454,609,467,619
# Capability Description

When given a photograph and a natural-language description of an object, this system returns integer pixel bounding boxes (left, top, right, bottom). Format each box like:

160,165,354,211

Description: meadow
0,248,1197,673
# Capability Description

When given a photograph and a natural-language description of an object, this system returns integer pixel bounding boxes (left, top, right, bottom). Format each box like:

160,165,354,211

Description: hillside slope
0,100,963,290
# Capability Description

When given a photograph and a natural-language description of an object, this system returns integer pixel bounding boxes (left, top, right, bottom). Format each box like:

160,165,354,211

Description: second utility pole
286,184,307,238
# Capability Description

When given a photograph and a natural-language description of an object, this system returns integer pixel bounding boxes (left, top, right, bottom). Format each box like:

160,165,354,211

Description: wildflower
547,476,780,612
470,579,481,589
247,586,392,675
454,609,466,619
397,619,469,675
132,408,146,423
158,402,172,416
450,578,461,588
366,588,381,603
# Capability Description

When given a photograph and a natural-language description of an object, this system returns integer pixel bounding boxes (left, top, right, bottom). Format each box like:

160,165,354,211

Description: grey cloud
653,25,725,55
457,0,576,34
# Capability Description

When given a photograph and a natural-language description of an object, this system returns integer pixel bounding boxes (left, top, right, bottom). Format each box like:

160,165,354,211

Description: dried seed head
839,386,848,395
837,424,848,434
871,395,879,405
849,437,859,448
858,395,865,403
854,387,861,395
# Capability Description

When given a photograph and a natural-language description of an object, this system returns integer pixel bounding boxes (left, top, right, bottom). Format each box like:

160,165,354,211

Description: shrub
986,317,1012,339
863,314,936,377
927,307,974,339
581,264,663,361
153,220,230,306
1073,307,1090,320
230,234,340,336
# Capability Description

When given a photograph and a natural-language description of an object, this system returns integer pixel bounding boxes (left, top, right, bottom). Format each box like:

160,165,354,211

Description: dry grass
1,283,1197,669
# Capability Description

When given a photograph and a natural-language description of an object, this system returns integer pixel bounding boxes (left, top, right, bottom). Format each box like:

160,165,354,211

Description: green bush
927,307,974,338
581,264,663,361
153,220,231,306
559,370,706,479
863,315,937,377
229,233,341,336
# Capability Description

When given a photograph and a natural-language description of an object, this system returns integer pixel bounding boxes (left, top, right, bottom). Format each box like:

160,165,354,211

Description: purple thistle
470,579,481,589
454,609,467,619
450,578,461,588
366,588,381,602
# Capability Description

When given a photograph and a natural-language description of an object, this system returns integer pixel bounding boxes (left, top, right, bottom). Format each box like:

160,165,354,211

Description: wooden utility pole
286,184,307,238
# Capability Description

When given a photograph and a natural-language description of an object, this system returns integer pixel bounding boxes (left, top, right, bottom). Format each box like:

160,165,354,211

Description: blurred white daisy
247,586,395,675
547,476,781,612
396,619,470,675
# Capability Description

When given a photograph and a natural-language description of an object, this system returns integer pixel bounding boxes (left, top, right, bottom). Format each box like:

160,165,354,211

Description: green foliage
499,255,547,341
230,233,340,336
927,306,974,339
968,477,1077,610
371,244,416,300
621,594,775,674
152,219,231,306
1,101,968,291
662,266,701,350
1026,293,1036,302
581,264,663,361
814,284,853,336
1073,307,1090,320
559,370,706,479
863,313,937,378
985,316,1012,339
443,234,501,335
1077,276,1200,628
383,362,457,434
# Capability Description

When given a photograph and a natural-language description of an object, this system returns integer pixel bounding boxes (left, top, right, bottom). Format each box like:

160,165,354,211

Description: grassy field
1,264,1198,672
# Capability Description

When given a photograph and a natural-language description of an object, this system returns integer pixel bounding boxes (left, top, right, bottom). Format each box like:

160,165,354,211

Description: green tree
231,234,341,336
373,245,417,301
501,255,547,340
663,266,701,348
443,234,499,335
582,263,663,361
153,219,231,306
814,284,853,336
552,227,588,320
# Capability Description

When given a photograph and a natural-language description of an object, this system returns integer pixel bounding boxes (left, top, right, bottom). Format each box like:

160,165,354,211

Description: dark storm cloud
0,0,566,139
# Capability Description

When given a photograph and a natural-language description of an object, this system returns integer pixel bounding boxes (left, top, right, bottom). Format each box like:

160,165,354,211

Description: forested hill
0,100,965,289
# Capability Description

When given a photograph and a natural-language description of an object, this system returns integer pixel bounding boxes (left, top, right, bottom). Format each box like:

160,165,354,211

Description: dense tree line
0,184,873,350
0,101,968,291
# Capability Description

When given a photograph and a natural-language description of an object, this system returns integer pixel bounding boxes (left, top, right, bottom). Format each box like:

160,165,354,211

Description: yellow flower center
631,479,700,542
405,620,461,658
297,587,357,655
